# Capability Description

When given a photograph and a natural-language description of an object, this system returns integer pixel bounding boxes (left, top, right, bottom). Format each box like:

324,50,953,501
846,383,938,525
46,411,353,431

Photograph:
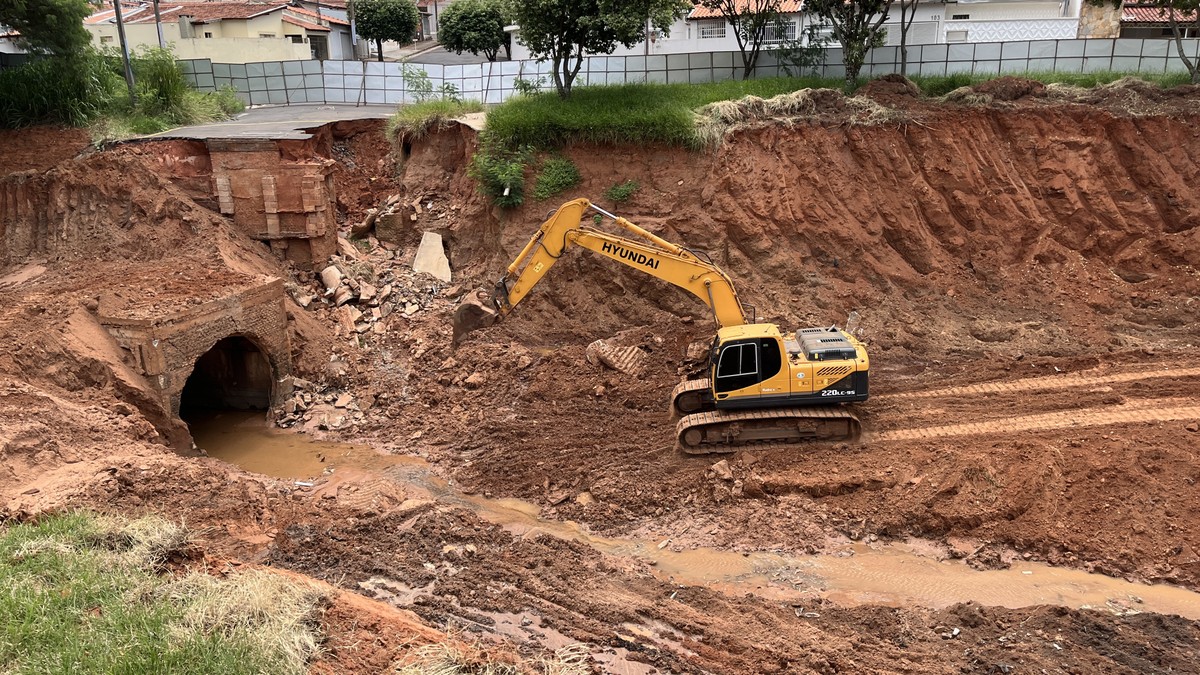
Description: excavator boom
453,198,750,341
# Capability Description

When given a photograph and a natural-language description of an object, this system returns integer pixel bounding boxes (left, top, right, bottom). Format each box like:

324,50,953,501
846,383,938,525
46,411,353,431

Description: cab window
715,342,759,392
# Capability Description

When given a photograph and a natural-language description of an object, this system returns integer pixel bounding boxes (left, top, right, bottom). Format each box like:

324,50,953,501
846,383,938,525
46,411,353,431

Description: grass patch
604,180,640,203
0,47,243,138
533,156,581,201
387,98,485,142
0,512,325,675
469,147,531,208
483,77,846,152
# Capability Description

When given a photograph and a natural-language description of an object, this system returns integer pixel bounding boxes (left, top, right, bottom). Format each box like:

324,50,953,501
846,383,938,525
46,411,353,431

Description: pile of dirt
972,75,1047,101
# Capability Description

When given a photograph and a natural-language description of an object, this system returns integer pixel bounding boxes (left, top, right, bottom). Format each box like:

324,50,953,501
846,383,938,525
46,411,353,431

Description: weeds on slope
387,98,486,143
0,47,243,138
482,77,845,152
0,512,325,675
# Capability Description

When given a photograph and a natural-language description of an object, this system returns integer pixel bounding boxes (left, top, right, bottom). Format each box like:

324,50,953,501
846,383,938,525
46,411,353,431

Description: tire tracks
873,397,1200,442
877,366,1200,401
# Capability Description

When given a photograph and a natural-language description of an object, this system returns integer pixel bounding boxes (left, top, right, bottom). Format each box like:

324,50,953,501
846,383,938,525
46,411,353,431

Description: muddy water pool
192,411,1200,620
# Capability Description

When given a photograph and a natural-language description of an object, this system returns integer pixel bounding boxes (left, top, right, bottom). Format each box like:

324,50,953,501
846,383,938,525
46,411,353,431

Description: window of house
204,32,213,38
951,13,970,20
259,33,276,38
763,19,797,43
290,35,305,43
100,35,114,43
698,20,726,39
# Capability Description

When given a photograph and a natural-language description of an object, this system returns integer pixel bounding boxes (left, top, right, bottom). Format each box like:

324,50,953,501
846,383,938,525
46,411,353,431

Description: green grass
0,47,243,137
604,180,640,203
0,512,324,675
533,156,581,200
387,98,486,142
483,77,844,151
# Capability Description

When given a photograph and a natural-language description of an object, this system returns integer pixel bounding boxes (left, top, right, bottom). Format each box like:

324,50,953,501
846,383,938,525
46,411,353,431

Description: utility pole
347,0,365,60
152,0,165,49
111,0,137,105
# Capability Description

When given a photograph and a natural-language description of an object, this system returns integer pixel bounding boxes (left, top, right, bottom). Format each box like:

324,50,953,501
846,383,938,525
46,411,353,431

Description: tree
439,0,509,61
804,0,890,93
0,0,91,54
355,0,420,62
694,0,786,80
1153,0,1200,83
508,0,690,99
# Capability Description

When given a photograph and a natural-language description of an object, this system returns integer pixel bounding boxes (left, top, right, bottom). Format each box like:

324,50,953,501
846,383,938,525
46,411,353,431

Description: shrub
0,51,121,127
533,156,581,201
604,180,639,203
469,147,530,208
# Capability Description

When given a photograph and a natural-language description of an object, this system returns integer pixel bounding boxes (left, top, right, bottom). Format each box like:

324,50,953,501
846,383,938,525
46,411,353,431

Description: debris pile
276,376,376,432
286,231,452,340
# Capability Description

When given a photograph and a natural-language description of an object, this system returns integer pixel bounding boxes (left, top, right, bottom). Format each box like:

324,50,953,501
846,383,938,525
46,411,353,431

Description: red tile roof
283,15,329,31
286,5,348,26
125,2,288,24
1123,5,1198,23
85,4,152,24
689,0,804,20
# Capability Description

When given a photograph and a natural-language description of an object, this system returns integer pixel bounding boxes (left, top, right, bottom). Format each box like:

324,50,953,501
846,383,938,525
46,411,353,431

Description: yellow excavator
453,198,869,454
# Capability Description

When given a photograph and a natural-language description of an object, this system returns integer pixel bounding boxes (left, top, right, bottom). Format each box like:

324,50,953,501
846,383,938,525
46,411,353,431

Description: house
84,2,354,62
1120,4,1200,39
416,0,454,40
510,0,1110,60
0,27,23,55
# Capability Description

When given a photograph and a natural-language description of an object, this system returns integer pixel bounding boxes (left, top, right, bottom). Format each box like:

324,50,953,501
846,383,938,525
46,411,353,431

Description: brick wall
100,278,293,416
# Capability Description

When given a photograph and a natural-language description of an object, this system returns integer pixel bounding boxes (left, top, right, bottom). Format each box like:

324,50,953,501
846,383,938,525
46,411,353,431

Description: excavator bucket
451,289,500,345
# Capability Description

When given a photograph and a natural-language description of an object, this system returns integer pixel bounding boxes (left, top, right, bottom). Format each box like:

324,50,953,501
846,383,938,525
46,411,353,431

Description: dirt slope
3,83,1200,673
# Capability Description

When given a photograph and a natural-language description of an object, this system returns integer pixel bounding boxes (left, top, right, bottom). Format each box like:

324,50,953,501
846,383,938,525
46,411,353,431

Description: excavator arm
453,199,750,342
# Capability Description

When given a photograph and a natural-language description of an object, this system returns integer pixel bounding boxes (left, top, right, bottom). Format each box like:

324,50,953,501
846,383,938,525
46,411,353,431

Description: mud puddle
191,413,1200,620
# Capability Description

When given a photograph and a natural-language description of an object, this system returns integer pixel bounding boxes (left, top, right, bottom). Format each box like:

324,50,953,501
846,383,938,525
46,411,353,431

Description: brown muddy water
192,412,1200,620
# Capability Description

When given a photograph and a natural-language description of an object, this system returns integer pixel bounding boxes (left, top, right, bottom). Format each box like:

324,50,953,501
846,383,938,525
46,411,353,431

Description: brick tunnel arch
179,334,275,421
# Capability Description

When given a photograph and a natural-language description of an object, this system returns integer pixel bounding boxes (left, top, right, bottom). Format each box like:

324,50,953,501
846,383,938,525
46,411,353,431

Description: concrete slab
142,103,395,141
412,231,451,282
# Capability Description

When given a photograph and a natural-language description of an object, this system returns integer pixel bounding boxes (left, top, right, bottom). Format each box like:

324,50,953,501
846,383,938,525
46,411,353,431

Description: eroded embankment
368,101,1200,590
3,95,1200,673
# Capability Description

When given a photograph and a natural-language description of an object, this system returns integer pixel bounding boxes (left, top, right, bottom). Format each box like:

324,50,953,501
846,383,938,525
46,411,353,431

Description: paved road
143,104,396,141
405,45,503,66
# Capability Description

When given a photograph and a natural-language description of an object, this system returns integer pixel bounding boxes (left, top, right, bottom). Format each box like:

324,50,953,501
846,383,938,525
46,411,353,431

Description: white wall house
510,0,1100,61
85,1,354,62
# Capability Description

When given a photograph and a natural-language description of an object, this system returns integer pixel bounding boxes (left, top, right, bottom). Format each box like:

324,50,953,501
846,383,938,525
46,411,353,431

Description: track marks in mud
874,397,1200,442
878,366,1200,400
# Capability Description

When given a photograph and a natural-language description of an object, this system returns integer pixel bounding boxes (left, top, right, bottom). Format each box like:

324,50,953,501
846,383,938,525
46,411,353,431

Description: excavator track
669,378,713,418
675,406,861,454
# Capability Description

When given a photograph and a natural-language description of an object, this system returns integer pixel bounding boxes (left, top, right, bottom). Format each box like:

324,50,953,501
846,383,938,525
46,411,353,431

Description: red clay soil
3,86,1200,673
0,125,91,173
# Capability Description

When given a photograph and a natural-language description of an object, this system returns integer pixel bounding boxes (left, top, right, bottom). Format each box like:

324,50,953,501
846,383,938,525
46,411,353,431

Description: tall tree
355,0,421,62
439,0,509,61
693,0,786,80
0,0,91,54
509,0,690,99
804,0,890,93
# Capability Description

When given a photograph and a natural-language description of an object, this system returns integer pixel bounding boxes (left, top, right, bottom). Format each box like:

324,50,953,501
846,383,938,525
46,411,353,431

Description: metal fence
180,37,1200,106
